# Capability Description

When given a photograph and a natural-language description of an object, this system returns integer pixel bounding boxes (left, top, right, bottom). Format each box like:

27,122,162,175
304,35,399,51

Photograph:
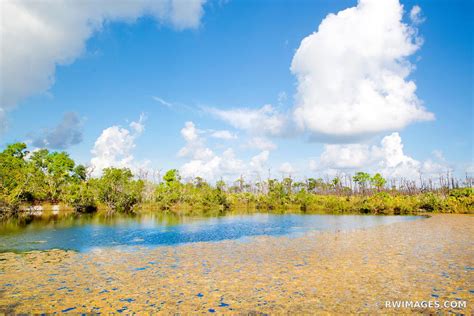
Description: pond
0,213,425,252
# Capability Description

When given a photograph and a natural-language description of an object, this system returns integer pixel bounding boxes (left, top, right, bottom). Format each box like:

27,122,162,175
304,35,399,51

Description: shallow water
0,214,471,314
0,213,424,252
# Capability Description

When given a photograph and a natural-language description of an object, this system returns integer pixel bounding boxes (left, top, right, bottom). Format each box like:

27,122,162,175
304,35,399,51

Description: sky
1,0,473,182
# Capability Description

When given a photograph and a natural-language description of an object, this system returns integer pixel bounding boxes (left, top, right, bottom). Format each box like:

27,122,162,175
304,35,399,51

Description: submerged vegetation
0,143,473,219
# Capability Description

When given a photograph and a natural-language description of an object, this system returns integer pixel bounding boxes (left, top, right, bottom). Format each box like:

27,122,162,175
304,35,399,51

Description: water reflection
0,212,424,252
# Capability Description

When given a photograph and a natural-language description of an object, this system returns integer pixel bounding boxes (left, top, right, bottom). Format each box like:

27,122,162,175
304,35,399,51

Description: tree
0,143,31,217
96,168,144,214
371,173,387,192
353,172,371,194
163,169,181,186
3,142,28,159
282,177,293,195
307,178,317,192
73,164,88,182
65,182,96,213
216,180,226,192
39,151,75,202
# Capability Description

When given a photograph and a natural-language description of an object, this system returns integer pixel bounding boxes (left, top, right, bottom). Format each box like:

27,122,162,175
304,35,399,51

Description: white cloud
129,113,146,134
246,137,277,151
32,112,83,149
291,0,433,141
311,132,449,179
181,148,247,181
178,121,274,181
206,104,287,136
210,130,237,140
90,115,145,176
409,5,425,25
178,121,213,160
178,121,244,180
249,150,269,173
319,143,377,170
378,133,421,179
279,162,296,175
152,96,174,108
181,156,221,180
0,0,206,132
220,148,246,175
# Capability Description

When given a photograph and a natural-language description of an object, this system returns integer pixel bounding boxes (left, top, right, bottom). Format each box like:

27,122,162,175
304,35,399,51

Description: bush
96,168,144,214
65,182,96,213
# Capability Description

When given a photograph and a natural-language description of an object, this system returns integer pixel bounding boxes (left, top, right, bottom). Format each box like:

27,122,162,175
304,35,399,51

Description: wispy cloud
209,130,237,140
152,96,174,108
205,104,288,137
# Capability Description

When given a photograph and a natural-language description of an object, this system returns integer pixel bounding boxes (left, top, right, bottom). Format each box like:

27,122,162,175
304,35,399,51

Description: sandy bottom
0,214,473,314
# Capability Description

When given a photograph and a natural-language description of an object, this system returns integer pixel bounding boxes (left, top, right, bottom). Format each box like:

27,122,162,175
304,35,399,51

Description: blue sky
1,0,472,181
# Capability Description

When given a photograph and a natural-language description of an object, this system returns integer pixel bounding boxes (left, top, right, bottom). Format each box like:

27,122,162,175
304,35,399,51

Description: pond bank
0,214,472,314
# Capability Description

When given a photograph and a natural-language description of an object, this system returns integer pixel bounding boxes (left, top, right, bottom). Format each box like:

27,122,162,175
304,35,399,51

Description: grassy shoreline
13,189,474,220
1,143,472,220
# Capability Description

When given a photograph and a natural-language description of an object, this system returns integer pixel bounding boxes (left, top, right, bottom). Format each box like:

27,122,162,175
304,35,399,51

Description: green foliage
65,182,96,213
0,143,31,217
163,169,180,186
353,172,371,192
0,143,472,219
96,168,144,214
371,173,387,191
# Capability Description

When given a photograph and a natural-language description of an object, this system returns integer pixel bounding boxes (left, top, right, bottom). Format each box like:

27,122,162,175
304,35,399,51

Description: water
0,213,424,252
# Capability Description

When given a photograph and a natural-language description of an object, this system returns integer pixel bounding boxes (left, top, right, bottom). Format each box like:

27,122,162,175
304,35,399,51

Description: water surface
0,213,424,252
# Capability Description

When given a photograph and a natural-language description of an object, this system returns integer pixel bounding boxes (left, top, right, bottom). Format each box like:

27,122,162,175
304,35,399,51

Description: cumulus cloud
32,112,83,149
178,122,213,160
178,121,244,180
0,0,206,132
291,0,434,142
181,148,245,181
310,132,449,179
206,104,287,136
177,121,275,181
319,143,377,170
90,115,146,176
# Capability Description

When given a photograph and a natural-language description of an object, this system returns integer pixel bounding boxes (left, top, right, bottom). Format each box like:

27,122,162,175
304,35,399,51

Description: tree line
0,143,472,219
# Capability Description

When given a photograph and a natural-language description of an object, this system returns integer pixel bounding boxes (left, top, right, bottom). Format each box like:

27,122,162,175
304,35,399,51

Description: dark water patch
0,213,424,252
